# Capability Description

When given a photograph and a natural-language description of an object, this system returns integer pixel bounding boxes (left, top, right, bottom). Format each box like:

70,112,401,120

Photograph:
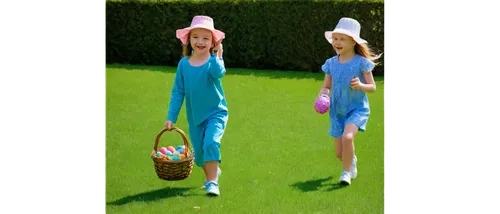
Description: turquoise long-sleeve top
167,55,228,126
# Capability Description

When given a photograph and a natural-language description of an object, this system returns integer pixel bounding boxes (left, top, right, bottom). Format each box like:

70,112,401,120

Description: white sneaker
339,171,351,185
351,155,357,179
205,181,220,196
201,167,221,189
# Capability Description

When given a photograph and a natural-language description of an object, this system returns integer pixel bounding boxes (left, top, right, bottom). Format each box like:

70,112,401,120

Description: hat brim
324,29,367,44
176,24,225,46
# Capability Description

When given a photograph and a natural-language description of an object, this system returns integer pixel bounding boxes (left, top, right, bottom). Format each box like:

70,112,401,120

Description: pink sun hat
176,15,225,46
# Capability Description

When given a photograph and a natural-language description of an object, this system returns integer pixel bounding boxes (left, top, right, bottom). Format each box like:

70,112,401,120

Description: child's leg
202,116,227,182
342,123,359,172
330,113,345,161
334,138,343,161
203,161,219,182
188,124,205,168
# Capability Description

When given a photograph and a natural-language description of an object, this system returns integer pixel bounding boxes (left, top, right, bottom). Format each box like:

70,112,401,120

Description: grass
106,64,384,214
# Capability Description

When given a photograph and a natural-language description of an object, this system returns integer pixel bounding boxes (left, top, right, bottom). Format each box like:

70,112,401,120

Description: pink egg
160,147,168,155
167,146,176,153
314,94,330,114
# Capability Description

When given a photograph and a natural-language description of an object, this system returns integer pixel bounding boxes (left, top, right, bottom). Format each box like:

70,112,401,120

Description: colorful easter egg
167,146,175,153
172,156,180,161
166,151,173,156
160,147,168,155
314,94,330,114
179,154,186,159
156,151,163,157
173,151,180,156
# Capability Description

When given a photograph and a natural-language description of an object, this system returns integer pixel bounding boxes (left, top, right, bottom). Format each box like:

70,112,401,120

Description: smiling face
189,28,214,56
332,33,357,55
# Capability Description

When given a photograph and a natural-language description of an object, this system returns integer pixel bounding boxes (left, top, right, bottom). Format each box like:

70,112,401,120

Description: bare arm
215,43,223,58
360,71,376,92
319,74,332,96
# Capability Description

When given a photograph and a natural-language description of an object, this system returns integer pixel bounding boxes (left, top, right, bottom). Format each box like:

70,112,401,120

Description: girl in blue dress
318,17,381,185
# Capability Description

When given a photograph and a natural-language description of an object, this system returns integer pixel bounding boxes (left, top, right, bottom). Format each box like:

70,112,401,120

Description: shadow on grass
106,63,385,83
106,187,196,205
290,176,348,192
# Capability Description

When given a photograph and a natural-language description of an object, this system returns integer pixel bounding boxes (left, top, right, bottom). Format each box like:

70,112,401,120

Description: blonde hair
355,43,382,65
181,32,217,57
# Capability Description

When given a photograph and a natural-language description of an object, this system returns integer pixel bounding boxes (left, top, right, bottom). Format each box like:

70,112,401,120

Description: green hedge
106,0,384,75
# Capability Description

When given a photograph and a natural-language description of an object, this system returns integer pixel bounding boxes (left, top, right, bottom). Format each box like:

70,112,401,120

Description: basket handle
153,127,191,157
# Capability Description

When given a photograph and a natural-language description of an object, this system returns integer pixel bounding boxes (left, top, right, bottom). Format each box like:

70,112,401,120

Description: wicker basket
151,127,194,181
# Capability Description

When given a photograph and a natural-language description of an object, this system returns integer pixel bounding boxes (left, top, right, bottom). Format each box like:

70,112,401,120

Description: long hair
354,43,382,65
181,32,217,57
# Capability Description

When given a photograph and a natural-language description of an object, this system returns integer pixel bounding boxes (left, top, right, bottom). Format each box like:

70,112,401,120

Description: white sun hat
324,17,367,44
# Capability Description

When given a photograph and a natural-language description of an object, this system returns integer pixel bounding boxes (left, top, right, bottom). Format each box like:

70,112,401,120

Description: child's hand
350,77,363,90
165,120,173,131
214,43,223,58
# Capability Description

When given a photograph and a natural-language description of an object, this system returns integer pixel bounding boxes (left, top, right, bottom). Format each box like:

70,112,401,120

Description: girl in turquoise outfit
165,15,228,196
318,17,380,185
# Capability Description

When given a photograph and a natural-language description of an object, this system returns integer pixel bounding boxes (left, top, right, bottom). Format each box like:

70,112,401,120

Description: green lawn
106,64,384,214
